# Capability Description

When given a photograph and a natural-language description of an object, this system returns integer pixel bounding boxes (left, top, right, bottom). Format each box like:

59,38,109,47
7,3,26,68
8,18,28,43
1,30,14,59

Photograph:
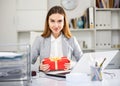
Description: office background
0,0,120,69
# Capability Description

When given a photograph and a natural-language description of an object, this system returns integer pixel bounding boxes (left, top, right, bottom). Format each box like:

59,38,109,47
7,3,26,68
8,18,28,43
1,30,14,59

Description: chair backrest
30,31,42,45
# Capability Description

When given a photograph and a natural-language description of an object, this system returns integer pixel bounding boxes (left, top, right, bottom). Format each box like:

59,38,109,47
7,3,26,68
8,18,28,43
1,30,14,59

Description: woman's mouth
54,28,59,32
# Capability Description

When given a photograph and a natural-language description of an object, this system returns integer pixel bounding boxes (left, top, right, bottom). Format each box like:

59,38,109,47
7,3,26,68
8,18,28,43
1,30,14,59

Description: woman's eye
51,20,55,22
58,20,62,23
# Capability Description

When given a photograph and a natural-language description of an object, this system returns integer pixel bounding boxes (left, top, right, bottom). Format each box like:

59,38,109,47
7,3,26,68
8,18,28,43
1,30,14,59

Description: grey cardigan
31,34,83,64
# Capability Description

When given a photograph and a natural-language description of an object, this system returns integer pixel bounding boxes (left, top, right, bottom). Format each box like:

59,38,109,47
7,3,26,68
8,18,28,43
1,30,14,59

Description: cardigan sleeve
72,36,83,61
31,37,41,64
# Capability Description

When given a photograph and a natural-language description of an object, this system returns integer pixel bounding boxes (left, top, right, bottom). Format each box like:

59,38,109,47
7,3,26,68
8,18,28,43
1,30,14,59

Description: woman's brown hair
41,6,72,38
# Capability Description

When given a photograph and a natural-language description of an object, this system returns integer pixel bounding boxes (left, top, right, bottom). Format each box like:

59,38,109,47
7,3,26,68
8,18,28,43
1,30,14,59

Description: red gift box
42,57,70,71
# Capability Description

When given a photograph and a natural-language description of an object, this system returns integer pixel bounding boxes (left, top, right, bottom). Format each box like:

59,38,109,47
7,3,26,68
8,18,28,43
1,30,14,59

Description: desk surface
0,69,120,86
31,69,120,86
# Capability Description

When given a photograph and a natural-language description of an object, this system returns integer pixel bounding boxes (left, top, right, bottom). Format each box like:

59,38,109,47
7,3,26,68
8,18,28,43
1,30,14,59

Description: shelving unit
16,0,120,53
64,0,120,69
70,29,95,52
94,0,120,69
95,6,120,51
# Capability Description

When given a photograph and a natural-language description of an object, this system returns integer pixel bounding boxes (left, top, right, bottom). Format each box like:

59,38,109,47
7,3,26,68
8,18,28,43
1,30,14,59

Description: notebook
45,50,119,78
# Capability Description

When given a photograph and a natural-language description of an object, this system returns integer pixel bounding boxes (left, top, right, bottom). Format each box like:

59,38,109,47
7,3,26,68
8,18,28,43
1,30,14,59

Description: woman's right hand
39,62,50,72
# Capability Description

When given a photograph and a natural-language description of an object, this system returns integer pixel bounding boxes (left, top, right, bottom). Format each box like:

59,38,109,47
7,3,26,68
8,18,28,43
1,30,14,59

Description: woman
31,6,83,72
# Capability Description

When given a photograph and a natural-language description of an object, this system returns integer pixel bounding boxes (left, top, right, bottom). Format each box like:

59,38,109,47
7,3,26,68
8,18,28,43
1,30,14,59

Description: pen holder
90,66,102,81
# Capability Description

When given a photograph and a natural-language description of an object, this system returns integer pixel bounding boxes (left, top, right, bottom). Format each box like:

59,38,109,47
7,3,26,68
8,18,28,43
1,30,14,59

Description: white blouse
50,34,63,57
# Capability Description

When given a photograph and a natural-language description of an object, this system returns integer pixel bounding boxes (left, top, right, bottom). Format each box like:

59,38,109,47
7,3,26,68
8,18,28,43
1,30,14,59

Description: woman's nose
54,22,59,27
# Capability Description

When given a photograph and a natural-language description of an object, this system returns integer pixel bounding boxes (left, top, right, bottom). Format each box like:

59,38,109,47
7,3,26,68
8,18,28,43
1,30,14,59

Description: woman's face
48,13,64,36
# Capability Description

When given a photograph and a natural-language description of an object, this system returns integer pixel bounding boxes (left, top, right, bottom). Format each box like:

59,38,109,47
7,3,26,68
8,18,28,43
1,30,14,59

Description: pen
100,58,106,68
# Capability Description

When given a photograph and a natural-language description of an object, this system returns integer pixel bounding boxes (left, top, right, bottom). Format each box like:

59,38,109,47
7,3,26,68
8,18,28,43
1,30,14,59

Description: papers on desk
0,52,27,81
0,66,26,80
0,52,23,60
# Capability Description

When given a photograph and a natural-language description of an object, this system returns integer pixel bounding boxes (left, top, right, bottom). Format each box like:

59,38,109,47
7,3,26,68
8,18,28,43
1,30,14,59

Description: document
0,66,26,80
0,52,23,59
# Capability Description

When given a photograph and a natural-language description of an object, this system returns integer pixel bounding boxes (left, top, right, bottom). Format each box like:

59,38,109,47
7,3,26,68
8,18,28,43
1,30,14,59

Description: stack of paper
0,52,23,59
0,52,27,80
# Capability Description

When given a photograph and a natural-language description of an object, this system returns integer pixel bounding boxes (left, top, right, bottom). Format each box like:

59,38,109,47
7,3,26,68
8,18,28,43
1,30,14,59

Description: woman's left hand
64,63,71,70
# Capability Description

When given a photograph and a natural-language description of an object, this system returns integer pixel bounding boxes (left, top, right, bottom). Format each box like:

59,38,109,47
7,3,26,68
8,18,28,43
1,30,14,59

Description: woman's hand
39,62,50,72
64,63,71,70
39,60,71,71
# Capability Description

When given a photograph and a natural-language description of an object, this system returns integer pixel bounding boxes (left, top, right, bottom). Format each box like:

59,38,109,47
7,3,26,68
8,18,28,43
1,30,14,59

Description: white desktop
0,50,120,86
31,50,120,86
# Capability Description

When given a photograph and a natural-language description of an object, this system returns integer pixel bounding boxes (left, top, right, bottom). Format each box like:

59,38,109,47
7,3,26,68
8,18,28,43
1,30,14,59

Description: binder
106,0,110,8
96,0,100,8
96,11,111,29
83,11,88,28
101,0,107,8
87,7,94,29
99,0,104,8
114,0,120,8
97,0,110,8
71,18,77,29
109,0,114,8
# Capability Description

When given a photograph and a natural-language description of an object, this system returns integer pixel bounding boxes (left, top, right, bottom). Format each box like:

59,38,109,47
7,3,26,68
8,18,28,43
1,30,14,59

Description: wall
0,0,18,51
48,0,92,21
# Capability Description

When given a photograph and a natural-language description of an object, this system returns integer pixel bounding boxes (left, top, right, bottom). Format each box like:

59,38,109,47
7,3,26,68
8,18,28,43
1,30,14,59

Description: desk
0,69,119,86
31,69,120,86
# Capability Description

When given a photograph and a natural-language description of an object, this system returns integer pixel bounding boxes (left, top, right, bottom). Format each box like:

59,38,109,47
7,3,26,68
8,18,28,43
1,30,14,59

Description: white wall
0,0,18,51
0,0,17,45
